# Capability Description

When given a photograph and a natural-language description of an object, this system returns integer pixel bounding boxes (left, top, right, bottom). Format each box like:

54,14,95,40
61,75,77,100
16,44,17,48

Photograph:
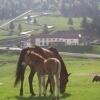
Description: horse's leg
42,76,46,96
29,70,36,96
46,76,53,94
38,74,42,96
20,67,26,96
49,75,55,99
55,74,60,99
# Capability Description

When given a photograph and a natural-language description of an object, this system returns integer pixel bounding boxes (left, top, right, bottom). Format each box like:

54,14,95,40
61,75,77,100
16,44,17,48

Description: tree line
1,0,100,37
0,0,100,19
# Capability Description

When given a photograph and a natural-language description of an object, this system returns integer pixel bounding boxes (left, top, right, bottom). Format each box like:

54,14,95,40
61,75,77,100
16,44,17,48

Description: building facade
31,31,83,47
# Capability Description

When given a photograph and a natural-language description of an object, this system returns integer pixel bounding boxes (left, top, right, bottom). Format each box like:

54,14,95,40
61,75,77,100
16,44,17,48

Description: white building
31,31,83,47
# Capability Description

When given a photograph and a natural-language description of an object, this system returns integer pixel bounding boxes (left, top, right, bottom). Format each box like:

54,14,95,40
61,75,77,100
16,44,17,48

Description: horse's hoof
52,97,56,100
31,92,36,96
56,96,59,100
20,93,23,96
43,93,46,97
50,90,53,94
43,93,47,97
39,94,41,97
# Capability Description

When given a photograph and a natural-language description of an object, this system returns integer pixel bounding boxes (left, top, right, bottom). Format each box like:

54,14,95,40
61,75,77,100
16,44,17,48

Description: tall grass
0,54,100,100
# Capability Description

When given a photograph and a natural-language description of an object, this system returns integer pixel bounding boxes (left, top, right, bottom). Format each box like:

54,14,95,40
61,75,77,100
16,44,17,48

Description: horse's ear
31,51,34,54
27,50,30,54
32,45,35,48
68,73,71,76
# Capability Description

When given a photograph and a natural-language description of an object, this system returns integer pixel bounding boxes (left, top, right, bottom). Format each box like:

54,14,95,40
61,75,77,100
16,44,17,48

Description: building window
40,38,43,41
44,38,46,41
53,38,55,41
71,39,73,42
40,42,43,46
48,38,51,41
60,39,63,42
44,42,47,46
57,38,60,42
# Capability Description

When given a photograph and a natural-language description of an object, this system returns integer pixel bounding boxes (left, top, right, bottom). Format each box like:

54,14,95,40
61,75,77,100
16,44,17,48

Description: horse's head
67,73,71,82
60,73,71,93
22,50,33,65
92,75,99,82
92,78,95,82
25,50,45,66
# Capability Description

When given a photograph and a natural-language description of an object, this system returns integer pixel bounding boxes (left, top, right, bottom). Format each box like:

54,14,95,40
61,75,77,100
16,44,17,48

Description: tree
91,16,100,36
18,24,22,34
68,17,73,25
33,18,37,24
81,17,89,29
9,22,15,35
41,1,48,11
43,24,48,34
60,0,67,16
27,15,31,23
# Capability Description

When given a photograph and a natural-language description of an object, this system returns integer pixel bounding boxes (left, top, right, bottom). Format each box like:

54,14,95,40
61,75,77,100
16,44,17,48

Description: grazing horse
24,50,61,99
92,75,100,82
14,46,70,96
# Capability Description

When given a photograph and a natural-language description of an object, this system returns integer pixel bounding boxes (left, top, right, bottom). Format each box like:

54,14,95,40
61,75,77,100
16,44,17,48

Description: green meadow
0,53,100,100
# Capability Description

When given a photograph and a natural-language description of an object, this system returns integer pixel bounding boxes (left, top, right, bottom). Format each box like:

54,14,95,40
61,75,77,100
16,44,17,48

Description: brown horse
24,50,61,99
92,75,100,82
14,46,70,96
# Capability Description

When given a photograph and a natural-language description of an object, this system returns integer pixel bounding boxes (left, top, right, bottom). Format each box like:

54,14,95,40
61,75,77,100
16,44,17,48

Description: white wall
35,38,79,46
65,39,79,45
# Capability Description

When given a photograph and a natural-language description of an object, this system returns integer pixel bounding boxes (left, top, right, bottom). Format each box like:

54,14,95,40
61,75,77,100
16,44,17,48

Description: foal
24,51,61,99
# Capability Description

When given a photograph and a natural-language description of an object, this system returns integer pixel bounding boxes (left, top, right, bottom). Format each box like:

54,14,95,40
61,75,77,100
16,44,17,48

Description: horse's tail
14,48,28,87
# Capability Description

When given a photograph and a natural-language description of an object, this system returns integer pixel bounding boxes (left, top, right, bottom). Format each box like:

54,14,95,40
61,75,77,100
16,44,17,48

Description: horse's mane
28,51,45,62
48,47,68,73
34,46,44,55
48,47,59,54
14,47,32,86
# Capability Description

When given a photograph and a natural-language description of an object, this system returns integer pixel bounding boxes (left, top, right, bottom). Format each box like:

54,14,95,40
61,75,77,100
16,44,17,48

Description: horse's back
44,58,61,74
45,58,60,65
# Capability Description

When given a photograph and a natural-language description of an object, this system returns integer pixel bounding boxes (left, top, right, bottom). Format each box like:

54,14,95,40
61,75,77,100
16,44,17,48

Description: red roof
31,30,83,39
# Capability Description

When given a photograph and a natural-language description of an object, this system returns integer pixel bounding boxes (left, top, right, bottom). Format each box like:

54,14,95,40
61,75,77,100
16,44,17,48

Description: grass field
0,53,100,100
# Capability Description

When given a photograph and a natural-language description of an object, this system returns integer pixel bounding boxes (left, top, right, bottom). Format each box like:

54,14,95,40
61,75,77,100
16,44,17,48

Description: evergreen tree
33,18,37,24
18,24,22,34
9,22,15,35
43,24,48,34
68,17,73,25
91,16,100,36
27,15,31,23
81,17,88,29
60,0,67,16
41,1,48,11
